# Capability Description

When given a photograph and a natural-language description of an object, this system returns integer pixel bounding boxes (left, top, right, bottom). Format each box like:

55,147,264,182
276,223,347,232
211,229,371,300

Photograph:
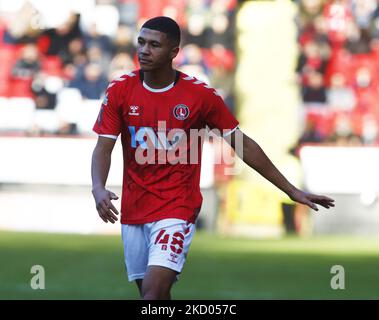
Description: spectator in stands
61,38,87,81
327,73,356,111
108,52,135,80
12,44,41,79
362,113,378,144
34,74,63,112
207,45,236,114
298,118,325,144
39,13,81,56
209,12,234,49
116,0,139,26
298,0,324,30
344,21,371,54
31,75,57,110
69,62,107,100
352,0,377,29
353,66,379,114
83,23,113,56
112,24,137,57
296,40,328,85
179,44,210,84
322,0,353,46
60,38,86,67
329,113,355,145
178,43,209,79
2,1,41,44
86,44,111,74
355,66,374,89
302,70,327,103
182,13,211,48
312,16,332,60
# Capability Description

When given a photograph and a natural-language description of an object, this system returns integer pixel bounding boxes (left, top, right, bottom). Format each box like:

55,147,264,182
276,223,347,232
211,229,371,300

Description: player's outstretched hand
289,188,335,211
92,188,120,223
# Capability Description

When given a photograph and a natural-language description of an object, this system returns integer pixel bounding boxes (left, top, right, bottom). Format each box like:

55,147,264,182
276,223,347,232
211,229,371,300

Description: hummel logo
129,105,140,116
168,253,179,263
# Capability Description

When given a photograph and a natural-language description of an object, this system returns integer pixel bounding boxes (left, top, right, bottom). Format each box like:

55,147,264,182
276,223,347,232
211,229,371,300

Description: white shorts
121,218,196,282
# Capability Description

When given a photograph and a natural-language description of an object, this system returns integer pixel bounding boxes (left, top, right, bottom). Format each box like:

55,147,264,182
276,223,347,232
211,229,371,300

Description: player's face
137,28,179,71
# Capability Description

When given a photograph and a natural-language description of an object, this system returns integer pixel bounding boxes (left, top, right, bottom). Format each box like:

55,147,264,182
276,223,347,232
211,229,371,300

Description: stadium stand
0,0,237,137
296,0,379,146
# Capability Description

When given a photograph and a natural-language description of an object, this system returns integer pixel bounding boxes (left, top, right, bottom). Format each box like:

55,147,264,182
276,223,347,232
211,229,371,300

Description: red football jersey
93,70,239,224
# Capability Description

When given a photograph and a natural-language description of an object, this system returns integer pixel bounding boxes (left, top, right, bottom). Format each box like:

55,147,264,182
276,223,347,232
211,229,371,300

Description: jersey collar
139,70,181,93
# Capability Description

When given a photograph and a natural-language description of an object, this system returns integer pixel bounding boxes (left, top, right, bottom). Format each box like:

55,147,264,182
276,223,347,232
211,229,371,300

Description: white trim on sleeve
99,134,118,140
222,126,239,138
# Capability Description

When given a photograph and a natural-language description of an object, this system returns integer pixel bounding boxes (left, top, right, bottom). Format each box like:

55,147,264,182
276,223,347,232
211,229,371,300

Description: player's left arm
226,129,335,211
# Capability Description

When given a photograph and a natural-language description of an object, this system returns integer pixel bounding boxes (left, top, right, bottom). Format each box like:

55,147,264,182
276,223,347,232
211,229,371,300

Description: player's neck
142,66,176,89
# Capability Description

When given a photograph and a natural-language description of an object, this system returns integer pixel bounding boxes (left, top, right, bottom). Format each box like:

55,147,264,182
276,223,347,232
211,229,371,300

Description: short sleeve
203,90,239,137
93,84,122,138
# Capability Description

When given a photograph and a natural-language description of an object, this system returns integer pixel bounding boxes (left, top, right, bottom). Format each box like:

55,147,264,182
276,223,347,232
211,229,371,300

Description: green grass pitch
1,231,378,299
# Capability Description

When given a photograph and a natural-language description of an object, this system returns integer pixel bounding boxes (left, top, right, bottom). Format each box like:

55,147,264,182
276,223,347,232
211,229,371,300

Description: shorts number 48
154,229,184,254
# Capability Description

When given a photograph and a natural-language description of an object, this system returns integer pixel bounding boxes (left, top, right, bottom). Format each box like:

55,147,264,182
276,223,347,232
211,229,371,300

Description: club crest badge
173,104,189,120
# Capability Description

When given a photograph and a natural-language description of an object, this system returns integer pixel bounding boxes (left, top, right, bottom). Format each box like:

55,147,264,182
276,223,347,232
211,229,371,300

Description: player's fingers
104,203,119,221
306,194,335,209
105,199,120,216
96,205,109,223
105,206,118,222
305,200,318,211
318,202,334,209
99,201,117,223
312,198,335,208
99,213,109,223
317,198,335,206
321,200,335,207
97,202,114,223
98,206,112,223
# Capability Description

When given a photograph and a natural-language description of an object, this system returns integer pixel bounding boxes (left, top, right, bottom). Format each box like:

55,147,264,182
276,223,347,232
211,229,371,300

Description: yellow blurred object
220,0,301,236
224,179,282,225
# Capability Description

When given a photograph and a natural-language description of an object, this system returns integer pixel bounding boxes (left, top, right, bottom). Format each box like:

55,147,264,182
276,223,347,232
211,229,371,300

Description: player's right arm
91,136,120,223
91,77,125,224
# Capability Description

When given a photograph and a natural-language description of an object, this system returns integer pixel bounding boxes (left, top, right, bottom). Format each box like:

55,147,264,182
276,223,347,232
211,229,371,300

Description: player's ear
170,46,179,60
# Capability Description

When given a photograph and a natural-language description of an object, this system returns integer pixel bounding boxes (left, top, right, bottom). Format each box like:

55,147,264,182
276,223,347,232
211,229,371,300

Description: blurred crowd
2,0,377,146
296,0,379,146
0,0,236,136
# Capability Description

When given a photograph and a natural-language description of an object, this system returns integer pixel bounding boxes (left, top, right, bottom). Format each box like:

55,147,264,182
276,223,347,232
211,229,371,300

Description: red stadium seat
0,46,18,79
324,48,353,87
8,78,34,98
0,45,28,97
41,56,63,76
203,47,235,71
305,109,336,137
0,79,10,96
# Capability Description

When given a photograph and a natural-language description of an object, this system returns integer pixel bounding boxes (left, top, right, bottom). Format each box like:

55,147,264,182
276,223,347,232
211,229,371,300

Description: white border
223,126,239,137
99,134,118,140
143,81,174,93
